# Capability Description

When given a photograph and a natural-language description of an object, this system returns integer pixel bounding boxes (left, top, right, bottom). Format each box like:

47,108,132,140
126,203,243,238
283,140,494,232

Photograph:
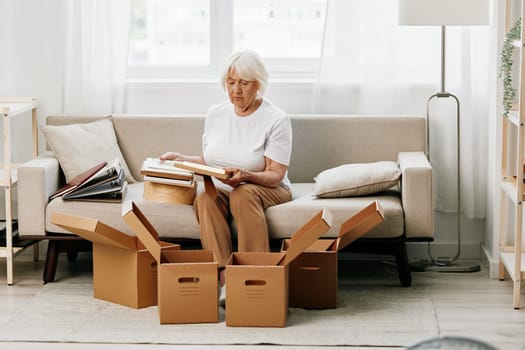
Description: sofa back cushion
46,114,425,183
112,115,205,181
288,115,425,182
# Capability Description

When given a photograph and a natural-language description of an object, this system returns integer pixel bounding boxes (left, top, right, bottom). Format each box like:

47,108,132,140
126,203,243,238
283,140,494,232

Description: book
63,181,127,203
172,160,233,180
52,158,124,202
82,158,122,188
63,169,125,199
143,175,195,188
141,158,194,181
49,161,108,200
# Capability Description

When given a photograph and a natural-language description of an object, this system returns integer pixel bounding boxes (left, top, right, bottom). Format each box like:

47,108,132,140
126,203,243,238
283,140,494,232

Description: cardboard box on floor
123,201,219,324
50,212,180,309
225,208,332,328
282,200,385,309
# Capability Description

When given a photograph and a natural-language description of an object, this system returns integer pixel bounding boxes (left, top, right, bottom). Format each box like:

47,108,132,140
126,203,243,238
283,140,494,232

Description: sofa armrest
17,151,61,237
398,152,433,239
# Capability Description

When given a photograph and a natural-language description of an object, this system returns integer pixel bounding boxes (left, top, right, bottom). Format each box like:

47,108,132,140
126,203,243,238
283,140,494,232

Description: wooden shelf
0,240,36,259
0,98,37,117
507,110,520,126
500,252,525,281
500,245,525,252
513,39,525,48
499,0,525,309
0,98,39,285
501,177,525,202
0,169,18,187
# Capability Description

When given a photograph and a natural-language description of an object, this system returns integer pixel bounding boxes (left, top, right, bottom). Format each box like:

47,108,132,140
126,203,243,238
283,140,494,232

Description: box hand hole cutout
298,265,320,271
178,277,199,284
245,280,266,286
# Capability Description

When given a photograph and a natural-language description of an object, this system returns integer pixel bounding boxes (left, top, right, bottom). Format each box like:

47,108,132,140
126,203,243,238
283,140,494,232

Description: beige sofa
17,114,433,286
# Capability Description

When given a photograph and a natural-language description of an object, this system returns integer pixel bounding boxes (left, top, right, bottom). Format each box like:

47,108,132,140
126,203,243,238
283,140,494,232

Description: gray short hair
220,50,268,96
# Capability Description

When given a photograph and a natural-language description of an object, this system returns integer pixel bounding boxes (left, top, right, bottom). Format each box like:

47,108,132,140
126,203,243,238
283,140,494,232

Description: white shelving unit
0,97,39,285
499,0,525,309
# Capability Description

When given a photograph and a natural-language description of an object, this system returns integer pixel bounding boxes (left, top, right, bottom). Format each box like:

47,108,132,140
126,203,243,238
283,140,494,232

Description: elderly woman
160,49,293,300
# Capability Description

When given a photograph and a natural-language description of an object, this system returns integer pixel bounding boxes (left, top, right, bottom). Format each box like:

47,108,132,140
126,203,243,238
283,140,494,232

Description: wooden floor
0,243,524,350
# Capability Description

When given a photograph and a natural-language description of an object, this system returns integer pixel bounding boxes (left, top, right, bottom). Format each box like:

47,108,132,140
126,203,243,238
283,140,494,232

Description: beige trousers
194,183,292,267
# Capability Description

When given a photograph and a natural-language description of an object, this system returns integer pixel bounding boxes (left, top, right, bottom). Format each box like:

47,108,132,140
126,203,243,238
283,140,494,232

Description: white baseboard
482,243,501,279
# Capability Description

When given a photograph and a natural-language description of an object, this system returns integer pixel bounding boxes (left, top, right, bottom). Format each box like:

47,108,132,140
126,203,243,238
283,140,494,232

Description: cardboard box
51,212,180,309
123,201,219,324
225,208,332,327
282,200,385,309
143,180,196,204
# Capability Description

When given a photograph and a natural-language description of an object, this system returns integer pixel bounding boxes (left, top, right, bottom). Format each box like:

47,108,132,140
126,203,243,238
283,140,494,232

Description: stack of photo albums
141,158,197,204
49,158,127,202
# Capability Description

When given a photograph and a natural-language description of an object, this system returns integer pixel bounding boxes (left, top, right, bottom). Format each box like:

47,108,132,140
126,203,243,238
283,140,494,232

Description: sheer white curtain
314,0,491,219
62,0,130,114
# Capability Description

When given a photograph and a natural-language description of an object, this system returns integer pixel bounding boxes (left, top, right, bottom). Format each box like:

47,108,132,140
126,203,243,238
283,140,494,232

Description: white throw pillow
42,118,136,184
314,161,401,198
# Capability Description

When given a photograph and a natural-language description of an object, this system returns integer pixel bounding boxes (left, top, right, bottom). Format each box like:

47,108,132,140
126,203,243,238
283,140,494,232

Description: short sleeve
202,131,208,152
202,104,217,152
264,115,292,166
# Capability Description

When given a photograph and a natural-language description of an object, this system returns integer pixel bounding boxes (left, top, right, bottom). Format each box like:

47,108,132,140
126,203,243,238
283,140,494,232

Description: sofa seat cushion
46,182,201,239
265,183,404,239
46,182,403,241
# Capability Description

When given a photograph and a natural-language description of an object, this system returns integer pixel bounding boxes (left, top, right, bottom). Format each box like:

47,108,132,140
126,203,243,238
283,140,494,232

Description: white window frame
126,0,323,81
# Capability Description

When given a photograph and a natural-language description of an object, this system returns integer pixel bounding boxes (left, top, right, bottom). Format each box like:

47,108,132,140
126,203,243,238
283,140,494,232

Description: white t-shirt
202,97,292,192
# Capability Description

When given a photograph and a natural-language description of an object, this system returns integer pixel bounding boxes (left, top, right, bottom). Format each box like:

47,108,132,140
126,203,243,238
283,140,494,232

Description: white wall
483,0,506,278
0,0,65,158
125,80,318,115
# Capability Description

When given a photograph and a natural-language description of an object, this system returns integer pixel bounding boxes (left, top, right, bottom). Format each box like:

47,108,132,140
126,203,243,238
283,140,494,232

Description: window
129,0,210,67
233,0,325,58
127,0,327,80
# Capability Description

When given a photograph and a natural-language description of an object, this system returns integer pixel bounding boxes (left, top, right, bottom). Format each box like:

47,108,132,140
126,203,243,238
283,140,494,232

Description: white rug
0,282,438,347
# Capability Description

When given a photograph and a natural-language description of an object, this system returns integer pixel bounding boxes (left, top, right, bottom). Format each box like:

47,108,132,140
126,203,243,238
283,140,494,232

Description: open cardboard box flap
122,201,169,263
287,201,385,253
333,200,384,251
51,212,139,251
278,208,332,266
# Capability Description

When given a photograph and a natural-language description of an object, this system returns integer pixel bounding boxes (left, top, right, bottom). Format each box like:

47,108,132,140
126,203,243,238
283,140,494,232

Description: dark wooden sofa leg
42,236,92,283
394,242,412,287
43,240,61,284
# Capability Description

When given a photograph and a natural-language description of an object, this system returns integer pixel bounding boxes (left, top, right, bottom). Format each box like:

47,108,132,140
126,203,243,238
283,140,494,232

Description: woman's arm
221,157,287,188
159,152,205,164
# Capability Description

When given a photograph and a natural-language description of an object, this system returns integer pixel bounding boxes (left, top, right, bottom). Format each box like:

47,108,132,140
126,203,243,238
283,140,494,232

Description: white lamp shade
399,0,490,26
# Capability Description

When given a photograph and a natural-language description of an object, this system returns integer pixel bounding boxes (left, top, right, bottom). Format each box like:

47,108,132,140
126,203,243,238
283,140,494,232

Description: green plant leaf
500,17,522,117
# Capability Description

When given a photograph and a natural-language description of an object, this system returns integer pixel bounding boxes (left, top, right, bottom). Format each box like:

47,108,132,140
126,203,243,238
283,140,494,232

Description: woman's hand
219,157,288,188
159,152,206,165
159,152,183,161
220,167,249,188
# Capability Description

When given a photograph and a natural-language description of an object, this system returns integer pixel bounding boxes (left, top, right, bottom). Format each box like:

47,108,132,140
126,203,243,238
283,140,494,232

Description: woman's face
226,69,259,111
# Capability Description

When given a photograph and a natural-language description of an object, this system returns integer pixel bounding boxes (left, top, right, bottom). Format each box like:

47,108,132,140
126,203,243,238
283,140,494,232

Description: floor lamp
398,0,489,272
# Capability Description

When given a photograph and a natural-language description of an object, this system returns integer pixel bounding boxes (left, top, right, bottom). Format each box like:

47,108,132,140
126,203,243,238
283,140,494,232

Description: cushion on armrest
313,161,401,198
398,152,433,239
41,118,136,184
17,151,61,237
